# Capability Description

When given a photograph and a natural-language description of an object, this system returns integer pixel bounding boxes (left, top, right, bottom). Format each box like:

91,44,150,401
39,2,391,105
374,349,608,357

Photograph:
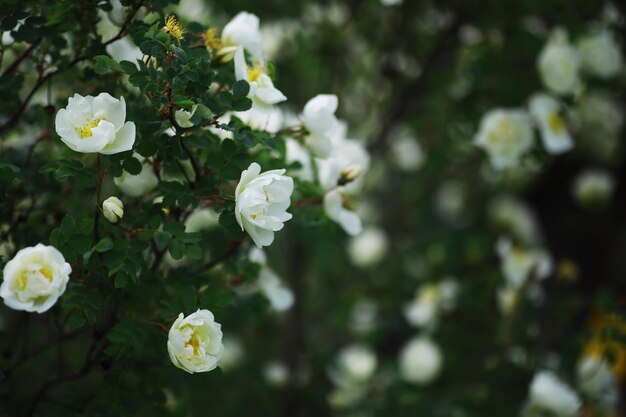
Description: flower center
164,15,185,41
186,332,201,355
548,112,565,133
76,118,102,139
17,266,53,291
204,27,223,50
248,61,265,83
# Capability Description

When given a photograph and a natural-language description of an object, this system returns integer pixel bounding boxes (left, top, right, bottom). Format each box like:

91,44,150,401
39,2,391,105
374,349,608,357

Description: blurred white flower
496,237,552,288
347,227,389,267
389,128,425,172
105,36,143,64
185,208,219,232
324,188,362,236
497,286,518,315
404,279,458,329
350,299,378,334
435,181,467,225
528,93,573,154
102,196,124,223
285,138,315,182
488,196,541,244
577,29,623,78
248,247,294,312
577,356,618,410
573,91,623,158
302,94,340,158
474,109,534,170
258,269,294,312
237,105,284,133
235,162,294,248
55,93,136,154
572,169,615,208
174,106,196,128
219,335,244,371
260,20,297,61
537,29,582,96
526,371,581,417
334,345,377,385
0,244,71,313
167,309,224,374
222,12,264,61
114,156,159,197
399,337,442,385
264,361,289,386
234,47,286,111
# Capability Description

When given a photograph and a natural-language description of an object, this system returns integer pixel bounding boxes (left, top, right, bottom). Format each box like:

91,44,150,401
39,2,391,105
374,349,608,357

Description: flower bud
338,165,361,186
102,196,124,223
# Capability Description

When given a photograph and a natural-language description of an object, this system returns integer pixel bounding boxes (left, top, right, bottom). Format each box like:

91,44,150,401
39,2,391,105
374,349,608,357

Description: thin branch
193,239,245,274
0,37,42,79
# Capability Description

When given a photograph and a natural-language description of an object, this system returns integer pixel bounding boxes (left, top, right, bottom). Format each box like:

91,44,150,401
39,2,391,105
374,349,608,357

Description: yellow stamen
39,267,53,282
164,15,185,42
247,67,263,83
186,332,200,355
548,112,566,133
18,271,28,291
204,28,223,50
76,118,102,139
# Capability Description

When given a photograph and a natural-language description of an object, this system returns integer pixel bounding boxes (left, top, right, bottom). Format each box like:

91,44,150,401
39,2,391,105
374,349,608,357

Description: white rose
404,279,458,329
258,268,294,312
336,345,377,383
496,237,553,288
527,371,581,417
347,227,389,267
488,196,540,244
235,162,294,248
102,196,124,223
473,109,534,170
537,29,582,95
55,93,136,154
390,133,425,172
114,156,159,197
174,106,196,128
528,93,573,154
234,47,286,110
222,11,264,61
399,337,443,385
572,169,615,208
0,244,71,313
167,309,224,374
184,208,219,233
285,138,315,182
264,360,289,386
316,129,371,194
577,30,623,78
219,335,244,371
324,188,362,236
302,94,340,158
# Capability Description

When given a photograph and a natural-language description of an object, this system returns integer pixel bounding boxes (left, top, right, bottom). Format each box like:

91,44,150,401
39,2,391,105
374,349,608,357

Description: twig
193,239,245,274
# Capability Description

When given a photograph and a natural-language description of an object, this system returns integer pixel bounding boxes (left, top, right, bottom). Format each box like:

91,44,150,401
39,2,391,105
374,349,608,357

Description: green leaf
93,55,121,75
122,156,142,175
168,238,185,260
119,60,139,74
153,231,170,251
114,273,128,288
232,80,250,98
67,313,86,330
94,237,114,253
184,243,202,260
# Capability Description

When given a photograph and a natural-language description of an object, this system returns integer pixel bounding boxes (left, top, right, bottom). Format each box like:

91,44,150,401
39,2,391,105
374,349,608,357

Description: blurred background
2,0,626,416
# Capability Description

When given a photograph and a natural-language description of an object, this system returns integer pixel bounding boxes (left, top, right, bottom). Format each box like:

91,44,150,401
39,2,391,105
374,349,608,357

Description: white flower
474,109,534,170
234,47,286,110
404,279,458,329
114,155,159,197
496,237,552,288
537,29,582,96
55,93,135,154
0,244,71,313
316,128,371,194
219,335,244,371
572,169,615,207
488,196,541,244
528,93,573,154
167,309,224,374
174,106,196,128
381,0,403,5
577,30,623,78
527,371,581,417
390,133,425,172
235,162,294,247
222,12,264,61
302,94,340,158
264,361,289,386
285,138,315,182
577,356,618,408
497,286,518,315
324,188,362,236
185,208,219,232
258,269,294,312
102,196,124,223
335,345,377,384
347,227,389,267
105,36,143,64
399,337,442,385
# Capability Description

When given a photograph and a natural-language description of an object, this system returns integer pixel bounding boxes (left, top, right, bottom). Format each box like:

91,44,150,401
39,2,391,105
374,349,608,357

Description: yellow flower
164,15,184,42
204,28,223,50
